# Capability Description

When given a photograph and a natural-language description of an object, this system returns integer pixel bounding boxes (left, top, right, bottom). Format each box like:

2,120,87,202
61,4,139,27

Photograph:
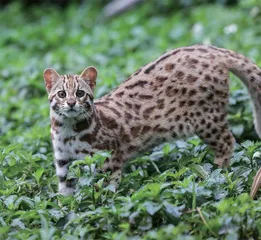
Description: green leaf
189,164,209,179
163,201,182,218
0,226,10,235
14,196,34,209
33,167,44,184
4,195,17,210
231,124,244,137
11,218,25,229
143,201,162,215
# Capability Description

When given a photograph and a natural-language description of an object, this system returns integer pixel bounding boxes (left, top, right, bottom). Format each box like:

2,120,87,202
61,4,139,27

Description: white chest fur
52,125,93,161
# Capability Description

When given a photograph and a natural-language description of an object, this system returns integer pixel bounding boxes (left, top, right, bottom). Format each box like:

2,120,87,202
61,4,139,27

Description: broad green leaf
33,168,44,185
143,201,162,215
0,226,10,235
163,201,182,218
189,164,209,179
4,195,17,210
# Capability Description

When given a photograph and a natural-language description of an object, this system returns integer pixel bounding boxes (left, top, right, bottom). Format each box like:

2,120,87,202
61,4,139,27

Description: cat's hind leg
197,120,235,168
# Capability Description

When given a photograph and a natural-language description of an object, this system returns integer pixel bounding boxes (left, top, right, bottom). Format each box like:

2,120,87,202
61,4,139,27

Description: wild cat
44,45,261,195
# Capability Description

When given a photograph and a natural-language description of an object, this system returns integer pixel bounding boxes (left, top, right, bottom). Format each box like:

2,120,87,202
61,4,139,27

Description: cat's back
101,45,229,104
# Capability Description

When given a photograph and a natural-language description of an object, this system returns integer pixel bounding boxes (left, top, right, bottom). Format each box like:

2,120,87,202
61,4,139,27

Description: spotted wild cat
44,45,261,195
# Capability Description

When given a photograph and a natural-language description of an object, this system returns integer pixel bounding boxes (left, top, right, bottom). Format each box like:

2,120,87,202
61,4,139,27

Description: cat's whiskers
81,108,91,126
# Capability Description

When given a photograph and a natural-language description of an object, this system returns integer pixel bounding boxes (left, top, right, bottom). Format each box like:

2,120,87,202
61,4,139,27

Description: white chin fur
63,111,81,118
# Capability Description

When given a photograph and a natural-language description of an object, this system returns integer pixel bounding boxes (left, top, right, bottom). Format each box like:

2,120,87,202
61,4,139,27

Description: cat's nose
67,99,76,107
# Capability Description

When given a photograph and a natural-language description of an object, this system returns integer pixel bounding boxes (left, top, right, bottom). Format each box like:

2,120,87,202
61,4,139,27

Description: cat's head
43,67,97,118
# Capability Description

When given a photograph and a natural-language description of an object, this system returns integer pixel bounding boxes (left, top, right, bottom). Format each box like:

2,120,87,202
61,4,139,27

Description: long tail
215,46,261,138
211,46,261,199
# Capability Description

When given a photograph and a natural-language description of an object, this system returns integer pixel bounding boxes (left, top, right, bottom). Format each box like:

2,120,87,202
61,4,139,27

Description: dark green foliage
1,1,261,239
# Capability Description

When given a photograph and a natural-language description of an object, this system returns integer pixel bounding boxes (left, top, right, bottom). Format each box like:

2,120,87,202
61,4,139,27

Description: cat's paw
59,186,75,196
58,178,77,196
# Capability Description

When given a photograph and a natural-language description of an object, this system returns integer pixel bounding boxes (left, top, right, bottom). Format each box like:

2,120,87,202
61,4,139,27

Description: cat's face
44,67,97,118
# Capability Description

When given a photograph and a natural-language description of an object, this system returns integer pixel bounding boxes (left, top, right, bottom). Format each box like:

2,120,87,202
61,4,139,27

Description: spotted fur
44,45,261,195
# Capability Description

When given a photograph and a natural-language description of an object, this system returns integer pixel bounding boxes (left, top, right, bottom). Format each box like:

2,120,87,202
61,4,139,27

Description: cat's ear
43,68,60,94
80,67,98,91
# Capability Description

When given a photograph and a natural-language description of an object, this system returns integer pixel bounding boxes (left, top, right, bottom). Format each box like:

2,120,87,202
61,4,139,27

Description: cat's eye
58,91,66,98
76,90,85,98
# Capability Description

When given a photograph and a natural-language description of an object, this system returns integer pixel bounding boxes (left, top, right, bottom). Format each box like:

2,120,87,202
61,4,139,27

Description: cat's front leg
55,159,76,196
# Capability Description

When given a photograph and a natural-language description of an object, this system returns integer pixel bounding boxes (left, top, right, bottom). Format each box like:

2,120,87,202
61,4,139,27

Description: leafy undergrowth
1,0,261,239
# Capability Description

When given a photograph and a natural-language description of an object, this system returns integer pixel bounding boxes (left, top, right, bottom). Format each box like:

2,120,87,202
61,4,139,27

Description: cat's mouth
63,110,81,118
61,108,81,118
